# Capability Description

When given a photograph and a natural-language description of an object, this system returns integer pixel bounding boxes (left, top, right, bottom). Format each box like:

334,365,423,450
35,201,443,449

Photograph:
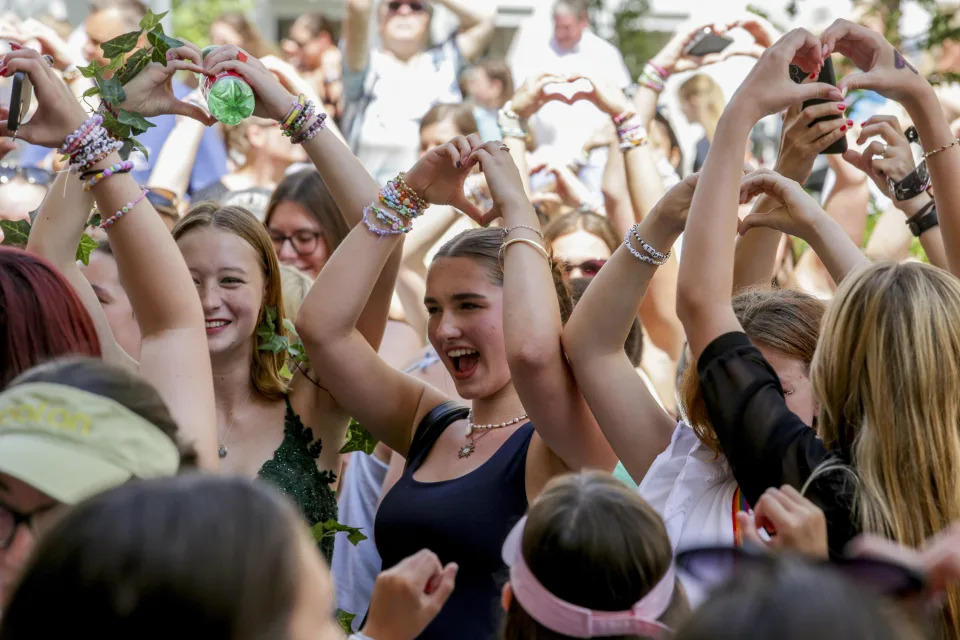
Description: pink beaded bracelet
291,113,327,144
59,115,103,156
99,190,148,229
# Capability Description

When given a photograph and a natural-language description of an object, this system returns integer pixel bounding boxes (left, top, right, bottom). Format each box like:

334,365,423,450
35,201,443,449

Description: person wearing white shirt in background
510,0,631,195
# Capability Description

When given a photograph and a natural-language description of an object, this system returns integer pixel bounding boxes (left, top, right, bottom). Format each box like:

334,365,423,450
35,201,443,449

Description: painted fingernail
9,43,20,51
0,67,9,77
809,72,817,79
840,125,847,132
166,51,173,60
837,103,846,111
456,161,461,168
847,119,853,126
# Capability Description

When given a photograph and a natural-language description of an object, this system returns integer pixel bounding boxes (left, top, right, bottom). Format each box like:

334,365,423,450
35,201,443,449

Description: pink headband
501,516,675,639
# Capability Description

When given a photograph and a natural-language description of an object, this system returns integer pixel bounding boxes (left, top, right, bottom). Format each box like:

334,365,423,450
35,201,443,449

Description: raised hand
650,172,701,234
362,549,458,640
820,19,930,105
0,18,80,71
116,43,214,125
403,134,488,222
509,72,589,119
0,48,86,147
775,99,849,183
737,485,829,559
201,45,296,121
842,115,917,200
575,76,631,117
649,22,726,75
729,29,842,123
463,140,530,225
737,168,830,237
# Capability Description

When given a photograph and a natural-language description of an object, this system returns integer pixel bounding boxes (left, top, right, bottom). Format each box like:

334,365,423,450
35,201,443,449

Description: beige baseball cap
0,383,180,504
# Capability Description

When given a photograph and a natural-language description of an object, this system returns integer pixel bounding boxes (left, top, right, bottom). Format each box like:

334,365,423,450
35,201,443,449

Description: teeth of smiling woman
447,348,478,359
205,321,229,329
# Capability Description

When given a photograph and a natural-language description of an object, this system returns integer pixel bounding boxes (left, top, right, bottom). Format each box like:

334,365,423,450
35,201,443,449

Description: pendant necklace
457,410,528,460
219,388,253,458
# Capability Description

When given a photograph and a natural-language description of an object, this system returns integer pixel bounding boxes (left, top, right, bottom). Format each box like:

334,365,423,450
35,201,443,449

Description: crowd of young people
1,0,960,638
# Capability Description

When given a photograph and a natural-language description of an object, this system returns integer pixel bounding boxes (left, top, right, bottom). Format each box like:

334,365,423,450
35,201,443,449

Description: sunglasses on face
268,228,323,256
0,164,54,186
564,259,607,277
387,1,427,13
677,546,926,599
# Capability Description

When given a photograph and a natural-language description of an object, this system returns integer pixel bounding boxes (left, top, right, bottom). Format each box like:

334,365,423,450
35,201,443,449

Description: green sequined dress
258,396,338,561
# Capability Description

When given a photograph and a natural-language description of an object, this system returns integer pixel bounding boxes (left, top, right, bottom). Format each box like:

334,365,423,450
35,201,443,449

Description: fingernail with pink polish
9,43,20,51
847,119,853,126
0,67,9,77
837,103,846,111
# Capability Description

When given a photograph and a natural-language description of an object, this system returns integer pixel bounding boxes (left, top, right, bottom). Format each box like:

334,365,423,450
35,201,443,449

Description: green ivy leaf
282,318,298,336
116,109,155,136
258,335,289,354
0,219,31,246
98,75,127,106
312,519,368,546
336,610,356,635
339,420,378,456
88,212,102,228
279,362,293,381
106,55,126,73
138,9,167,33
147,28,183,60
75,233,98,266
118,49,151,86
100,29,142,60
78,59,107,79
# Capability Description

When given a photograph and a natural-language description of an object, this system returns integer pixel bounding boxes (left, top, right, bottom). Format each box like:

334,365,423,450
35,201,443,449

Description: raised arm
344,0,374,74
676,29,842,359
734,98,848,290
467,142,616,472
562,176,698,482
435,0,496,62
822,18,960,277
3,47,218,468
842,115,948,270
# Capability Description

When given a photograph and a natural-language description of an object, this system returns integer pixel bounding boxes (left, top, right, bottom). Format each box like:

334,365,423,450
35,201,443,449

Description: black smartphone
802,58,846,155
7,71,33,132
684,30,733,57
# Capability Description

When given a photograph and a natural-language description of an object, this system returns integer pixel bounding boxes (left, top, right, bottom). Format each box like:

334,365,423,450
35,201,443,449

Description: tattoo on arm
894,50,918,75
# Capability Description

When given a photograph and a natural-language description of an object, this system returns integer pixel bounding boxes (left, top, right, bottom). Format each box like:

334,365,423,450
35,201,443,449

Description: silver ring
42,54,54,67
499,144,510,152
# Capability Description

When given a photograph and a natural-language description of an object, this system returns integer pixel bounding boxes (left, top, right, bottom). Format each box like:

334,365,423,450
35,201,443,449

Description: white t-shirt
344,36,463,185
511,32,631,184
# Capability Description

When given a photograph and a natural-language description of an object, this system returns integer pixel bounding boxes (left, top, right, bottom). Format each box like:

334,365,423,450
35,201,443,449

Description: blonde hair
680,287,825,453
279,264,314,321
678,74,725,140
811,262,960,636
173,203,289,401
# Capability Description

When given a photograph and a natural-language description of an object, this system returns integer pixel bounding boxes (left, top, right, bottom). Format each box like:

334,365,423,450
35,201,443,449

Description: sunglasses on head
145,187,180,213
387,1,427,12
676,546,926,599
564,259,607,277
0,164,54,186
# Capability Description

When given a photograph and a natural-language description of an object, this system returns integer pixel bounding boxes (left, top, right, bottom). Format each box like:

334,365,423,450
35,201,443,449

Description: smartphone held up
790,58,847,155
6,71,33,132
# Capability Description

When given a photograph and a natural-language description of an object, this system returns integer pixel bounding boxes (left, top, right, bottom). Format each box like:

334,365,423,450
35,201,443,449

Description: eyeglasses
564,259,607,277
268,228,323,256
145,187,180,214
0,164,54,186
676,546,926,599
387,1,427,12
0,502,48,549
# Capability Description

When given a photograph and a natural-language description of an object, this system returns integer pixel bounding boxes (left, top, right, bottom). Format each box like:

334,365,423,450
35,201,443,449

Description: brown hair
503,471,689,639
10,356,196,469
543,210,620,257
264,169,350,257
420,103,479,136
679,287,825,453
212,11,278,58
476,60,515,102
172,203,288,401
433,228,573,324
0,475,305,640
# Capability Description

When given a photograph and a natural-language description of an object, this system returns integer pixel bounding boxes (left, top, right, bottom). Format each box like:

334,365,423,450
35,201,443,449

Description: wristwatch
887,160,930,202
905,199,938,237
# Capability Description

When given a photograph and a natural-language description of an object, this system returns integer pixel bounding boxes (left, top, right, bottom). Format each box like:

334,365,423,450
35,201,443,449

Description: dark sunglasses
0,164,54,186
564,259,607,277
387,1,427,12
677,546,926,599
145,187,180,212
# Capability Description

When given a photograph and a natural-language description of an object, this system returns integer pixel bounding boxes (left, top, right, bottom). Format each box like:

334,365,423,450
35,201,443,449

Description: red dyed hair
0,247,101,388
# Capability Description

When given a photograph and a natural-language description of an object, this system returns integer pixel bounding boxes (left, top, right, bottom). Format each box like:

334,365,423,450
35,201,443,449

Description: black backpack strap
407,402,469,470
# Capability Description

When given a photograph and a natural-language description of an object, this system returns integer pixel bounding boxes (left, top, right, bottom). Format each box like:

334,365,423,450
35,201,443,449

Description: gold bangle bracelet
498,237,551,271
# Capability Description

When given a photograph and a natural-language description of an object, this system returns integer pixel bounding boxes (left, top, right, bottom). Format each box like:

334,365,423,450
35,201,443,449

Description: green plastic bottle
200,45,255,126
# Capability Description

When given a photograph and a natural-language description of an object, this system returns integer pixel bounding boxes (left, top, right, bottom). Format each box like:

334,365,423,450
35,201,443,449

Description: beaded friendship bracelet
99,189,148,229
59,115,104,156
76,139,123,173
291,112,327,145
280,94,307,131
82,161,133,191
365,203,412,234
630,225,670,261
623,224,669,266
362,207,408,240
396,172,429,210
288,101,316,136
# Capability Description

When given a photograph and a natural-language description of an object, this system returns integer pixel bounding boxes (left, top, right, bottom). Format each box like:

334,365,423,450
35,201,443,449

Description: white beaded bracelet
623,228,667,266
629,223,670,262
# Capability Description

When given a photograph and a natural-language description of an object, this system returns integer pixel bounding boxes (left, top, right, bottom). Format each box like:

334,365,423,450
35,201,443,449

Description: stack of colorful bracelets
362,172,429,239
58,114,124,174
623,222,670,267
279,94,327,144
638,62,669,93
614,110,648,152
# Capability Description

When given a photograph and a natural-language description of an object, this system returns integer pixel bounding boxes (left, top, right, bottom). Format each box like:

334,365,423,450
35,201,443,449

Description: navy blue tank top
375,402,534,640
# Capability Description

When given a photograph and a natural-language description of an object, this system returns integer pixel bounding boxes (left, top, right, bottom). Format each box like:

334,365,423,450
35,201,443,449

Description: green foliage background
171,0,254,49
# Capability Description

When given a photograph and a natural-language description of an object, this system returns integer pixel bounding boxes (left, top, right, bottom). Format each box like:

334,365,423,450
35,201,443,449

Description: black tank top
375,402,534,640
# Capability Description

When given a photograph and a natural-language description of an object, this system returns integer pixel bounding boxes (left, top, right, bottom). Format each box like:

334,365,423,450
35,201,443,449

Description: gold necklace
457,410,528,459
